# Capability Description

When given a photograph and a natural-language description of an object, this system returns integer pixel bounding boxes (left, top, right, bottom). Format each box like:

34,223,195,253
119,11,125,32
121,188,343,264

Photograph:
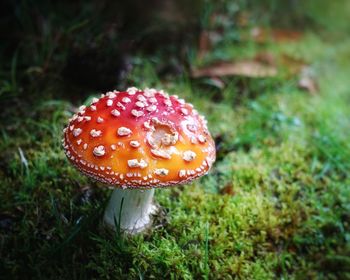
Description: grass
1,1,350,279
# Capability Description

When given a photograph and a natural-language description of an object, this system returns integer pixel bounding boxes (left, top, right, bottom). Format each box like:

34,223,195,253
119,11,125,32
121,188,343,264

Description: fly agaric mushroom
62,88,216,233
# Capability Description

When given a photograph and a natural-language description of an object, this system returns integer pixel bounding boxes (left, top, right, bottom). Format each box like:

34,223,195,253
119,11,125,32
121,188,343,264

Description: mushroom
62,88,216,233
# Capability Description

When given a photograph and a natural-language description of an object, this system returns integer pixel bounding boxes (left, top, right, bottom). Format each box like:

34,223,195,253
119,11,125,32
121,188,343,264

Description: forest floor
1,2,350,279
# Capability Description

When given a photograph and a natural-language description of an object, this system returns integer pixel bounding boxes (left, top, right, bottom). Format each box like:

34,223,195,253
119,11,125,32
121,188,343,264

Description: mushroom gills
103,188,157,233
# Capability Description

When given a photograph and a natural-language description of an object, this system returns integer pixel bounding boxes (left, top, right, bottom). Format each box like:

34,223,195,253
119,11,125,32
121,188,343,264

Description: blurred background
1,0,350,279
1,0,349,100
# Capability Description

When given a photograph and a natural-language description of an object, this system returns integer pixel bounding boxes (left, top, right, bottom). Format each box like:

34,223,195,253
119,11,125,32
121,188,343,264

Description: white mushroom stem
103,188,157,233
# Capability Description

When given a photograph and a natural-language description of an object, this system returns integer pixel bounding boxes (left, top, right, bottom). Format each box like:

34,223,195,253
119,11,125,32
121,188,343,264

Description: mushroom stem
103,188,157,233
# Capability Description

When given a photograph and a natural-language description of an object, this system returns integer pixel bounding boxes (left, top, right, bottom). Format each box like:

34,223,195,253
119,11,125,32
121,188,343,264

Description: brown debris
220,184,235,196
280,54,308,76
191,59,277,78
198,31,212,60
197,30,222,60
250,27,303,43
254,52,276,66
298,67,319,95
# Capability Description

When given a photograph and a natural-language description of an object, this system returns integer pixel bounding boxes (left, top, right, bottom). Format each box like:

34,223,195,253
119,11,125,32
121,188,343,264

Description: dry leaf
298,67,319,94
280,54,307,76
250,27,303,43
201,77,226,90
192,60,277,78
197,30,222,59
254,51,276,65
198,31,212,60
220,184,235,196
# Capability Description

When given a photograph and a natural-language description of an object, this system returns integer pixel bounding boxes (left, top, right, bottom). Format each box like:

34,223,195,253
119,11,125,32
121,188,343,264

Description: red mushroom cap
62,88,216,188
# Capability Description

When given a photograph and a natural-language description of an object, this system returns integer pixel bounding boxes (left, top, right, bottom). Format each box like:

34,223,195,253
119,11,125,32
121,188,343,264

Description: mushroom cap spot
62,88,216,189
107,92,117,98
111,109,120,117
90,129,102,137
149,97,157,103
130,140,140,148
128,159,139,168
137,95,147,102
181,108,189,115
147,105,157,112
179,170,186,178
135,101,145,108
131,109,144,117
198,134,207,143
73,128,82,137
117,102,126,110
117,127,132,136
122,97,131,103
154,168,169,176
164,99,172,106
127,159,148,169
151,149,171,159
93,145,105,157
183,150,196,162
